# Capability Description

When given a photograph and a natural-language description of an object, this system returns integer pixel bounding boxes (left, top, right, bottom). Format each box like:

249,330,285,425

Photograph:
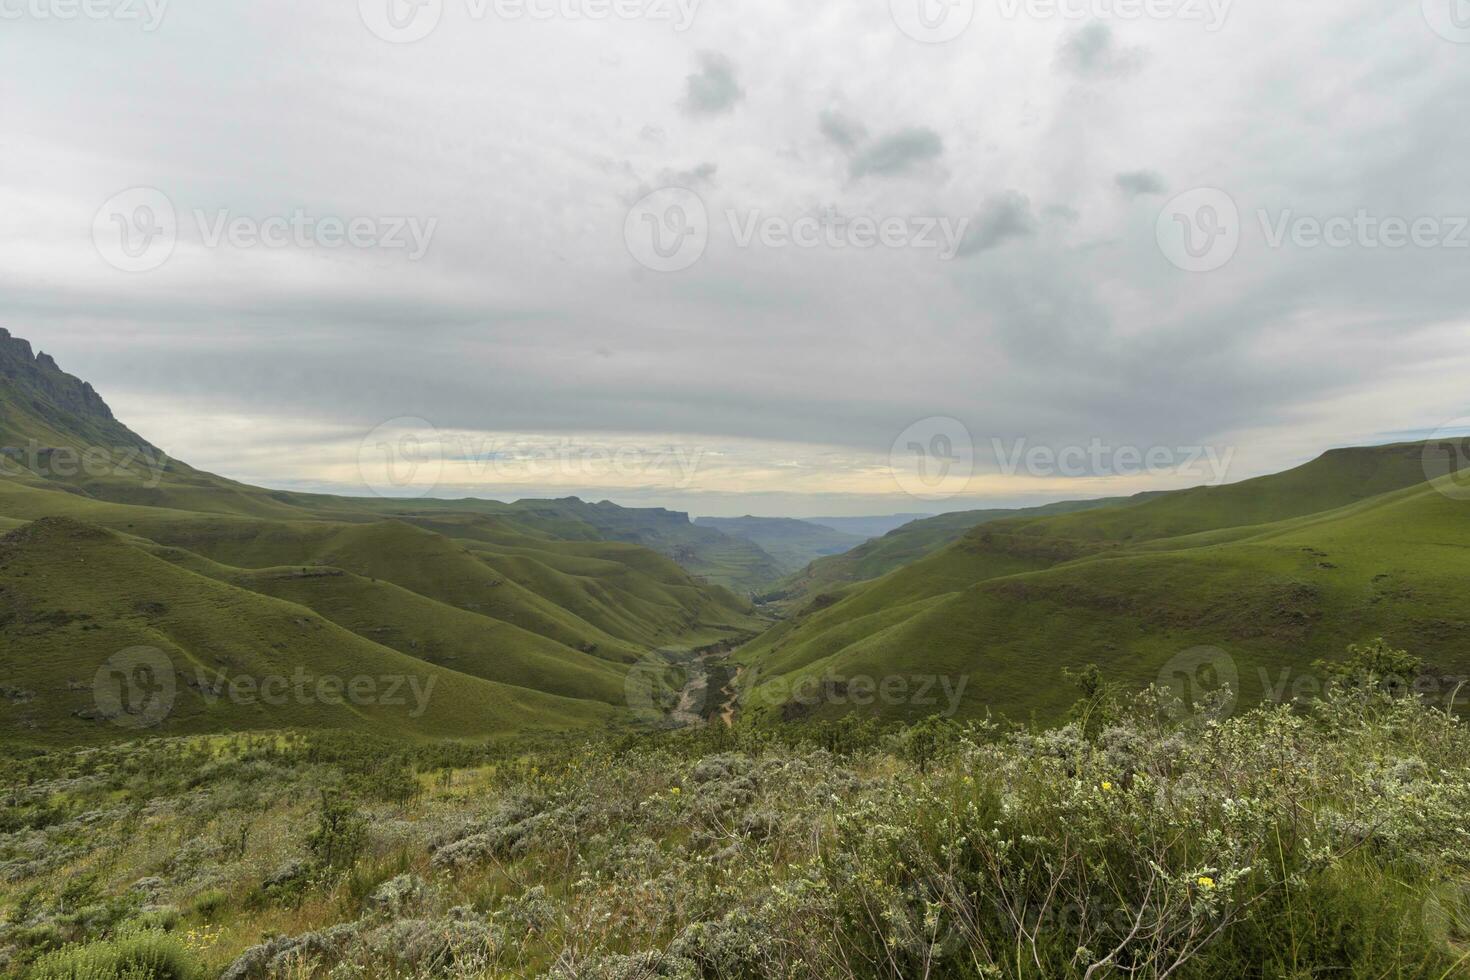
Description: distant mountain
499,498,788,594
805,514,935,539
0,331,758,746
738,441,1466,726
693,516,867,576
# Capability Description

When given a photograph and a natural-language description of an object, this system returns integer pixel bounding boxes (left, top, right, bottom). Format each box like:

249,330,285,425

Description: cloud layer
2,0,1468,515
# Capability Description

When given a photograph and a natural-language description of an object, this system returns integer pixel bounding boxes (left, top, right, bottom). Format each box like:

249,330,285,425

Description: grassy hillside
693,515,867,575
782,497,1132,599
0,519,620,744
0,332,758,746
739,444,1465,725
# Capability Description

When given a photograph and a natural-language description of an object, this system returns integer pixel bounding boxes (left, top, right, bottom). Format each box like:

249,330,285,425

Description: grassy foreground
3,654,1469,978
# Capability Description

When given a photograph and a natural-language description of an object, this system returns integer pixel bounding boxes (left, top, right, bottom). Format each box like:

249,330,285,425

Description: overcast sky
3,0,1468,516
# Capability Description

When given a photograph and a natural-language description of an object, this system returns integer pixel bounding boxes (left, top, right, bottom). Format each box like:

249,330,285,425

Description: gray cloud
1057,23,1143,78
657,162,718,190
848,127,944,178
819,109,868,150
2,0,1466,515
1115,170,1166,197
681,51,743,116
956,192,1038,257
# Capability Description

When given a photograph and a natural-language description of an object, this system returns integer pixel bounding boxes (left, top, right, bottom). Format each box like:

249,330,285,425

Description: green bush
304,792,367,871
26,932,201,980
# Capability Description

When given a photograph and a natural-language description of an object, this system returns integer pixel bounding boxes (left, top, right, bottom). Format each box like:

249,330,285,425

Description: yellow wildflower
1197,876,1216,890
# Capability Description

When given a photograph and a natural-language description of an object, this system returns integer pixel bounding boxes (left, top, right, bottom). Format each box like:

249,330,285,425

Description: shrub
27,932,201,980
304,793,366,872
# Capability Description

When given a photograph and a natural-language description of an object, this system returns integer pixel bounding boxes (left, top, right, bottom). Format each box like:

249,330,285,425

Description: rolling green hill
781,497,1134,599
0,332,758,746
0,518,621,744
738,442,1466,725
693,515,867,575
